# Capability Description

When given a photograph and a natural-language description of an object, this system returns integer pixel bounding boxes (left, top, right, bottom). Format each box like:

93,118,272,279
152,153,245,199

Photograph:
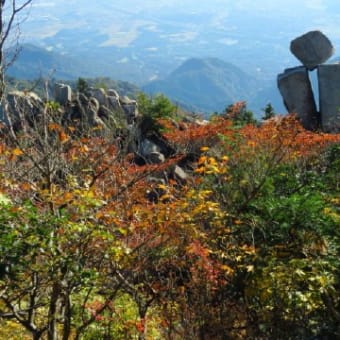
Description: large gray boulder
290,31,334,70
140,138,161,156
55,83,72,105
120,96,138,124
107,95,121,111
107,89,121,111
277,66,319,130
4,91,44,130
318,64,340,132
86,97,106,128
88,88,108,106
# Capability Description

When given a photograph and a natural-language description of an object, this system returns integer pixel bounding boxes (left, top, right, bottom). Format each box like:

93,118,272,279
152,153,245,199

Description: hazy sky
18,0,340,76
28,0,340,38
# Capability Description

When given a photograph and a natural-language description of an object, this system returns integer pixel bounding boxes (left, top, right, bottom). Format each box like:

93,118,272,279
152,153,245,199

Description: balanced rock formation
290,31,334,70
278,30,340,133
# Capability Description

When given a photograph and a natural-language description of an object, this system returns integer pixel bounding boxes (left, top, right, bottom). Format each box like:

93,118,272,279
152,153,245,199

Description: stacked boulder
278,30,340,132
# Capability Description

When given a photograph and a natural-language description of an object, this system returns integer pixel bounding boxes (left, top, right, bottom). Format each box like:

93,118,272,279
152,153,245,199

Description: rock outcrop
278,30,340,133
2,91,44,131
54,84,139,126
277,67,319,130
318,65,340,132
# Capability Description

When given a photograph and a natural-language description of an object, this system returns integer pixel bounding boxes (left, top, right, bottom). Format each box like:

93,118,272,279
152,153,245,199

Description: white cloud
303,0,327,10
218,38,239,46
160,31,198,43
145,47,158,52
117,57,129,64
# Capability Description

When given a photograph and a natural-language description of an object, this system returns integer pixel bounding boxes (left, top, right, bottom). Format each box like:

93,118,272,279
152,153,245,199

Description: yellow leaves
200,146,210,152
79,144,89,153
208,157,218,166
195,155,227,175
330,197,340,205
246,265,254,272
241,244,256,255
92,125,103,131
220,264,234,275
12,148,24,156
157,183,167,190
323,206,340,223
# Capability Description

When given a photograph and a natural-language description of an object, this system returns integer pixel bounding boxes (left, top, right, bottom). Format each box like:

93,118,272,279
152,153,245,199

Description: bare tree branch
0,0,34,100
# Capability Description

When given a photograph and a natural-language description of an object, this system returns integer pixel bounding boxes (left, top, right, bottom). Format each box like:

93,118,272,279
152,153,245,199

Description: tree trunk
48,282,61,340
137,302,148,340
62,294,72,340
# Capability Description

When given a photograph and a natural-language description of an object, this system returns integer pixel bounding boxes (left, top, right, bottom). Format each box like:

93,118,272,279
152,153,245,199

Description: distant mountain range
6,44,91,80
6,44,287,116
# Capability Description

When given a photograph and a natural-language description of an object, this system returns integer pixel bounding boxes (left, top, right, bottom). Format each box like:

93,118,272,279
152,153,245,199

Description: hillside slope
5,44,94,80
143,57,260,114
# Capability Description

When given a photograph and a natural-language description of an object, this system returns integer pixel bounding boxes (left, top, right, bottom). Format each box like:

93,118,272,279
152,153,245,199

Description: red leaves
241,114,340,161
164,116,233,148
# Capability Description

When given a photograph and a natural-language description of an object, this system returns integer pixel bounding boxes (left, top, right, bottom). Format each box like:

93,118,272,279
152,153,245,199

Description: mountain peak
172,57,241,76
143,57,258,114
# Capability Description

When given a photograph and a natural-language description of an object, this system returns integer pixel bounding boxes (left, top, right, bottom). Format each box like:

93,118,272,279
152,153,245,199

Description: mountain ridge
143,57,260,114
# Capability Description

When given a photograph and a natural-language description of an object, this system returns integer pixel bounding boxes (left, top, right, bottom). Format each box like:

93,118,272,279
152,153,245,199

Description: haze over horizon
21,0,340,78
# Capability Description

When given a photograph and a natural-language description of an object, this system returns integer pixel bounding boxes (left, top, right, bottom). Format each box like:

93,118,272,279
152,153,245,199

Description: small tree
0,0,34,101
137,92,176,120
262,102,276,120
76,77,89,94
224,101,257,126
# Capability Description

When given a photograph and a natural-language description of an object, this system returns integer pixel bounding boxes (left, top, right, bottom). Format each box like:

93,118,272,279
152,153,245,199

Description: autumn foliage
0,105,339,339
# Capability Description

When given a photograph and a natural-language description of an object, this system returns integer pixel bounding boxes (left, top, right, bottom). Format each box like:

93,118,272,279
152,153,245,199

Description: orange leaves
12,148,24,156
48,123,70,143
47,123,60,131
163,116,233,147
58,131,70,143
187,239,211,257
238,114,340,165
